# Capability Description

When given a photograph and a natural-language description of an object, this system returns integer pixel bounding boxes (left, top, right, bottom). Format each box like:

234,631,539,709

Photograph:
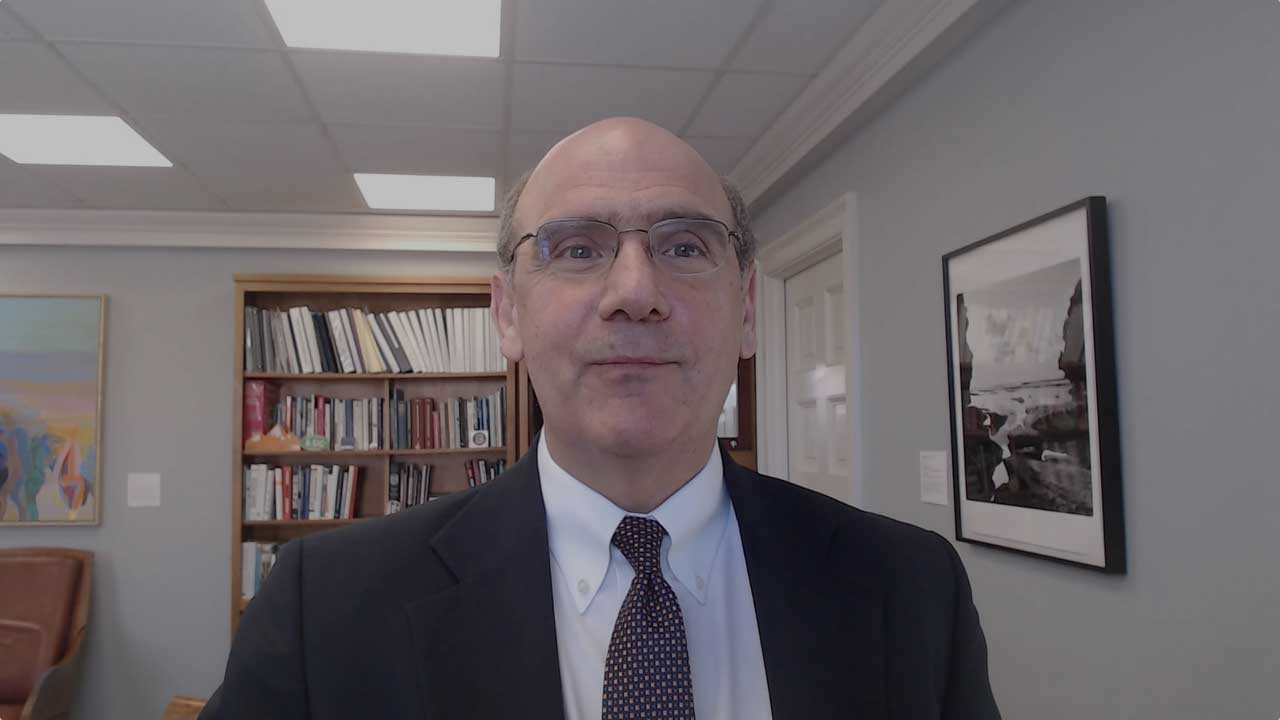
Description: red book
282,465,293,519
465,459,476,488
242,380,278,444
346,465,359,518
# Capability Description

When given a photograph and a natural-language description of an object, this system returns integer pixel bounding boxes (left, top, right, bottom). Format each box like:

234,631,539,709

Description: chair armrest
20,625,87,720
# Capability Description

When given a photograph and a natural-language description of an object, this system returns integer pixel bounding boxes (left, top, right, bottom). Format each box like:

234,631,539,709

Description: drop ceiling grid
0,0,889,213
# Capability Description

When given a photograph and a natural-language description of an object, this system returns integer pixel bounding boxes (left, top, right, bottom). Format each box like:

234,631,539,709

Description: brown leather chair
0,548,92,720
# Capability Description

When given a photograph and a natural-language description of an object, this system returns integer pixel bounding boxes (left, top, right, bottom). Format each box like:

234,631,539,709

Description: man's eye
561,244,597,259
670,243,705,258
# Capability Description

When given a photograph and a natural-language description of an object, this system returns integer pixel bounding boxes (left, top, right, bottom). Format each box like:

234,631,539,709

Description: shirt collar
539,434,730,614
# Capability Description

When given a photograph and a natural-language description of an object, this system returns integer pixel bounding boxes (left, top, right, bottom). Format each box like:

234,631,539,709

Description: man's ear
739,263,757,360
491,271,525,363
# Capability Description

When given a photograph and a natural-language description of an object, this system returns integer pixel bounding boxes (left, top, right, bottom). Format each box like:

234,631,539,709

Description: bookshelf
231,274,519,636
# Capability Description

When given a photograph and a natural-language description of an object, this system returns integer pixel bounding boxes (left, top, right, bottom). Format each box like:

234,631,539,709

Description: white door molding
754,193,864,506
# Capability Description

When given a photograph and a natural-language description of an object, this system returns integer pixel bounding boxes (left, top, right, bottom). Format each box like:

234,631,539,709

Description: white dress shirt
539,436,774,720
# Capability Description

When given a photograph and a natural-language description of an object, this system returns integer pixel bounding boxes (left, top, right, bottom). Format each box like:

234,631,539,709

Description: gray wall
752,0,1279,717
0,244,497,719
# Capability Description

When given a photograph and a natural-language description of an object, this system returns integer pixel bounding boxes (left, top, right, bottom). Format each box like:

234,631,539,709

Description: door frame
754,192,864,507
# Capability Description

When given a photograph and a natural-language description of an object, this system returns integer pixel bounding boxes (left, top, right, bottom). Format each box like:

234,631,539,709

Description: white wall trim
754,193,864,507
731,0,996,204
0,209,499,253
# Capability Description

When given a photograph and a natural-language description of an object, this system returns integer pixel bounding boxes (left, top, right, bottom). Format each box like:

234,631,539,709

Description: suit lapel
724,449,888,719
403,450,566,720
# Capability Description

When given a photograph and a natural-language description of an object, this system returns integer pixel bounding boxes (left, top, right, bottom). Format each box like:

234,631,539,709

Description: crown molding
730,0,1003,205
0,208,500,252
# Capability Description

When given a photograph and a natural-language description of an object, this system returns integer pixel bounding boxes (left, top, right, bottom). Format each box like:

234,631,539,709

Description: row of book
385,459,505,514
244,381,386,451
245,305,507,375
243,463,360,521
391,389,505,450
241,542,279,600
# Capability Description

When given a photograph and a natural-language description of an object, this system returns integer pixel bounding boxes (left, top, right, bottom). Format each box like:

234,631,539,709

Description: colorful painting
0,295,105,526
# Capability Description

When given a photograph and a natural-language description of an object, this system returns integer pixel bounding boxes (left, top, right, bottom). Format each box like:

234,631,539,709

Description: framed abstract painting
0,294,106,526
943,198,1125,572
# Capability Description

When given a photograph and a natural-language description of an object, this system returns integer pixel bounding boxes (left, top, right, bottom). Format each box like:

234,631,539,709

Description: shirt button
696,575,705,591
577,579,589,595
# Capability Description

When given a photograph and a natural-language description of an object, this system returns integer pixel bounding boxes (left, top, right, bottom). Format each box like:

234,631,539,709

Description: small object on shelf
244,423,302,453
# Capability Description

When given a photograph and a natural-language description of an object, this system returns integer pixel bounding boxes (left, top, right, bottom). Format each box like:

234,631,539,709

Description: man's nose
597,234,672,322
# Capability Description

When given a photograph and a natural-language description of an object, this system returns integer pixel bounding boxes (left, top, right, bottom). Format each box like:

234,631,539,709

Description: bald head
497,117,754,272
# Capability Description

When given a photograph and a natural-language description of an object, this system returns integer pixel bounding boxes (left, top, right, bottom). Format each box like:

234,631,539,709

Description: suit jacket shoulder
725,462,1000,720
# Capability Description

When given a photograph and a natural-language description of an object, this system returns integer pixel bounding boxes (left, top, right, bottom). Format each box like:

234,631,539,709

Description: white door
785,252,854,505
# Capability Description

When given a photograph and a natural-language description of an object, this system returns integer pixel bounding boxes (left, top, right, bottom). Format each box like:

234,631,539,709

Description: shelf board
243,519,360,527
243,372,507,380
243,449,387,457
243,447,507,458
389,447,507,456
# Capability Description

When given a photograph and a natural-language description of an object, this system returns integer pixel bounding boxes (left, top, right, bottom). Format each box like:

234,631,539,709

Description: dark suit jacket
202,445,1000,719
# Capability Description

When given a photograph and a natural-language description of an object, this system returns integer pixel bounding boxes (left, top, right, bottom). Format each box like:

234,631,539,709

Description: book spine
368,314,398,374
387,465,401,515
242,542,256,599
397,391,409,449
243,381,270,444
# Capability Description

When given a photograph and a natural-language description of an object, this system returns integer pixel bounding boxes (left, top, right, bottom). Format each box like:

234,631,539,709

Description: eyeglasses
514,217,739,277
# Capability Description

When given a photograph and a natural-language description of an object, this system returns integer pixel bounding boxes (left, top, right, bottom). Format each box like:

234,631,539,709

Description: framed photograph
943,198,1124,572
0,294,106,526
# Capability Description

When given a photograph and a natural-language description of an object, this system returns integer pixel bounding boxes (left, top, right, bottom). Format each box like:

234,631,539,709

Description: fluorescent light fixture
265,0,501,57
355,173,495,212
0,114,171,167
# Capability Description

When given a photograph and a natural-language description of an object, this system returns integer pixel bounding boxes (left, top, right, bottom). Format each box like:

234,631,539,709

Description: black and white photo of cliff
956,259,1093,516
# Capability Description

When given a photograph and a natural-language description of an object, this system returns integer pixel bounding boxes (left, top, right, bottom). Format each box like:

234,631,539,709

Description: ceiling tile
329,124,503,177
514,0,765,69
684,136,755,175
511,63,713,134
733,0,883,74
0,42,115,114
505,131,564,185
293,52,504,128
135,120,345,177
59,44,311,122
32,166,224,210
202,173,367,212
687,72,809,138
0,159,82,207
0,7,35,40
5,0,274,47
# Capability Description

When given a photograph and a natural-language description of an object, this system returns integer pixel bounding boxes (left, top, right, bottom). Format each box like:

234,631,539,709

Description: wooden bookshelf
232,274,520,636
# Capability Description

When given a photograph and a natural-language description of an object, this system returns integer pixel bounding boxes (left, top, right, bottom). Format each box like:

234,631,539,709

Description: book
407,310,435,373
397,311,428,373
300,306,323,374
326,310,353,373
387,466,402,514
428,308,448,372
338,308,363,373
368,314,399,374
243,381,278,446
419,308,442,373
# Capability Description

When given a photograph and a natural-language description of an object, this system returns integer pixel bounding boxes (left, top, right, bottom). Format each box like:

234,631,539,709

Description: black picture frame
942,197,1125,573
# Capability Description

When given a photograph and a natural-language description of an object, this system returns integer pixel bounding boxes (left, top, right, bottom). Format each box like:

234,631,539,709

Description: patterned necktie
602,516,696,719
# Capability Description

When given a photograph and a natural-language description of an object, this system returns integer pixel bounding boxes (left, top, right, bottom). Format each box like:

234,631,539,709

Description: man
202,118,1000,719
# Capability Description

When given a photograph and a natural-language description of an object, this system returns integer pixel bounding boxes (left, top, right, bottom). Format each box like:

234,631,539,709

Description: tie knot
611,516,667,576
